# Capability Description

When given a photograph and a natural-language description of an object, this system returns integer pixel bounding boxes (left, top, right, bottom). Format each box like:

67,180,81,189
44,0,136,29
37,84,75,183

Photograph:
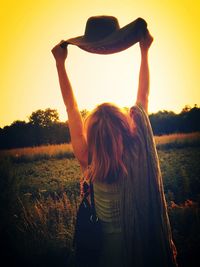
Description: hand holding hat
51,40,68,64
139,29,154,52
61,16,148,55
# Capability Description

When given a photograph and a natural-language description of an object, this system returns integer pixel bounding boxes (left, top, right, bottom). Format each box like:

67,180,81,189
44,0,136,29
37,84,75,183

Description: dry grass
0,132,199,161
155,132,200,149
155,132,200,145
15,192,78,251
0,143,73,157
0,143,74,161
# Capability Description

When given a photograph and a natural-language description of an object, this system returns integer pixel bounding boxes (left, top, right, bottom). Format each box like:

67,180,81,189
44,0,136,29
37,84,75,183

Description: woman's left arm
136,30,153,114
51,41,88,171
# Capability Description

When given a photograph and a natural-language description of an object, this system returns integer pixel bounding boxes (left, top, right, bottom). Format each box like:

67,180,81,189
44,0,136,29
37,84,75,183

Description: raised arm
51,41,88,171
136,30,153,113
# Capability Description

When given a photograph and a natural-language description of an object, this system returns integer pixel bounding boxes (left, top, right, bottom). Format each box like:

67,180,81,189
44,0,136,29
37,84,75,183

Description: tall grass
168,200,200,267
155,132,200,149
0,143,74,162
14,194,200,267
1,132,199,162
10,192,79,266
16,192,78,249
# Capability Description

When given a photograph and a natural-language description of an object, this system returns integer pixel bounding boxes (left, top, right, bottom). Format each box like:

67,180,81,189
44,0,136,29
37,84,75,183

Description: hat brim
64,18,147,54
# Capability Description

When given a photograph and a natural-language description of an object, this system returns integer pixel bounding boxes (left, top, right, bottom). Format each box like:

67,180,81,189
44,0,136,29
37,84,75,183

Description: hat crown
84,16,120,42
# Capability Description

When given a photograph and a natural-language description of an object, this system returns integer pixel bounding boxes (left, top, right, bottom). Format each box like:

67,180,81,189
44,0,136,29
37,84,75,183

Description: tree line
0,105,199,149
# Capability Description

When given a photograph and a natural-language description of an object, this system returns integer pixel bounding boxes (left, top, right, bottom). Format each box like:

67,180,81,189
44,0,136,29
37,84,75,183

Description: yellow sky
0,0,200,127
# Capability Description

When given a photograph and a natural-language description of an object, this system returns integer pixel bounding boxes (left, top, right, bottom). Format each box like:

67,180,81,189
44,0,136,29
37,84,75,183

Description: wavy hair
85,103,135,183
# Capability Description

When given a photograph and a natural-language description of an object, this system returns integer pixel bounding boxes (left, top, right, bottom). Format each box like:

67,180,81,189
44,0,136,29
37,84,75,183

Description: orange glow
0,0,200,127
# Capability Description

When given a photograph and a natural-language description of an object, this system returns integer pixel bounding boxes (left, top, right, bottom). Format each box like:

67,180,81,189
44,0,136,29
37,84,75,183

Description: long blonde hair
85,103,135,183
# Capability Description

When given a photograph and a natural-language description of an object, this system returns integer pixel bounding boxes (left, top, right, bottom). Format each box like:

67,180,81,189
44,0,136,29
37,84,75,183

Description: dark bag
73,180,102,267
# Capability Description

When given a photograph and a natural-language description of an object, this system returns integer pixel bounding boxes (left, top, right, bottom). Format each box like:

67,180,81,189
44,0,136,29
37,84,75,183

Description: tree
149,110,178,135
29,108,59,127
181,105,191,113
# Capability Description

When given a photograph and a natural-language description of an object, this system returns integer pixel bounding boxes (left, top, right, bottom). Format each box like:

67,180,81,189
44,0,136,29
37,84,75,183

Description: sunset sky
0,0,199,127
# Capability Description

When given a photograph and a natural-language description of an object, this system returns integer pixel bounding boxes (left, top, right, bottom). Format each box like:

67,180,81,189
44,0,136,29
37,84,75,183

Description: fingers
51,39,68,62
142,29,153,41
140,28,153,49
51,40,68,55
59,40,68,49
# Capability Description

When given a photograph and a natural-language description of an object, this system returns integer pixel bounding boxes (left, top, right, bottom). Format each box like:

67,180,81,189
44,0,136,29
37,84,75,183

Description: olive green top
92,104,178,267
93,180,121,233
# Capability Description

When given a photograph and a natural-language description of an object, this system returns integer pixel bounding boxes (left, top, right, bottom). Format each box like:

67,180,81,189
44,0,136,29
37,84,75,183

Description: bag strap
90,181,96,215
88,152,98,220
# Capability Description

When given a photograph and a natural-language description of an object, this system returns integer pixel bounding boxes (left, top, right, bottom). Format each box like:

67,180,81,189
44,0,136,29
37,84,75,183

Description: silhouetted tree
29,108,59,127
179,106,200,133
149,111,178,135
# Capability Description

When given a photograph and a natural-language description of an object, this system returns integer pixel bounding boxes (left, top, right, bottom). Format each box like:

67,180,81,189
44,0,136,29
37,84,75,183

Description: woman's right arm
136,30,153,114
51,42,88,171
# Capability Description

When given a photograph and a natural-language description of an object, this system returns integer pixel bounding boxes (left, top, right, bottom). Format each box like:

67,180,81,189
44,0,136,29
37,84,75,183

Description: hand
51,40,68,64
139,30,153,52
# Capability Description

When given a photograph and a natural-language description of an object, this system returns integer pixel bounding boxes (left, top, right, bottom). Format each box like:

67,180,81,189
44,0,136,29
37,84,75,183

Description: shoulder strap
90,181,96,216
88,152,97,218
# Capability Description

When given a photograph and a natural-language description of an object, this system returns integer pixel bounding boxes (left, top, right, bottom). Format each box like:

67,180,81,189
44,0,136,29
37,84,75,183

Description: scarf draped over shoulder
119,103,178,267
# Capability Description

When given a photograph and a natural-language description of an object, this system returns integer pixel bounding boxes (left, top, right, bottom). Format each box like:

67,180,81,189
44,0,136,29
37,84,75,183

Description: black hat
61,16,147,54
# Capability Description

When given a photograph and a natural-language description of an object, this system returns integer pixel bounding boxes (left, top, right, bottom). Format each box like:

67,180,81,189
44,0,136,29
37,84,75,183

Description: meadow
0,132,200,267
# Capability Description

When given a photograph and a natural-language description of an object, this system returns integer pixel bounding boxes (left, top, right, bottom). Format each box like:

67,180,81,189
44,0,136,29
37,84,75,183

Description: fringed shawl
119,103,178,266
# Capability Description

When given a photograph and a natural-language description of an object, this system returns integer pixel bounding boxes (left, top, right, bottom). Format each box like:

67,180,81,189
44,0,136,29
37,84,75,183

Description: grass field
0,132,200,267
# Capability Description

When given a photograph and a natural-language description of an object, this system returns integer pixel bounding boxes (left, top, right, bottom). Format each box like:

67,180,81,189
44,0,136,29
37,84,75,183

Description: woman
51,30,178,267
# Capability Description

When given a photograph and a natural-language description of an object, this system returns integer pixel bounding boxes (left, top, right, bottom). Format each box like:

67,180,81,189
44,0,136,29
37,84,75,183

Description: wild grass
155,132,200,149
16,192,78,250
10,192,78,266
0,132,199,162
168,200,200,267
0,143,74,162
0,157,78,266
